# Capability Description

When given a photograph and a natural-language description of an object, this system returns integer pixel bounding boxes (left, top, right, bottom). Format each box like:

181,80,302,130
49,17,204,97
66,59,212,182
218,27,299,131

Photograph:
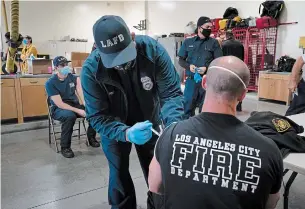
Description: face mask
23,39,28,45
114,60,134,71
59,66,71,76
201,28,212,38
208,66,247,89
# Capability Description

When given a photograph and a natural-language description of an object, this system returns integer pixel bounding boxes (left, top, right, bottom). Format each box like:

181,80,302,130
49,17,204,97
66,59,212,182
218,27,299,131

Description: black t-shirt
45,74,79,107
116,66,144,126
155,112,283,209
222,39,244,61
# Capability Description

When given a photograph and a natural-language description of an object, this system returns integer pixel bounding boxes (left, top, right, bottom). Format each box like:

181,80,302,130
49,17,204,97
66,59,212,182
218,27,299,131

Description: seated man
148,56,283,209
45,56,100,158
287,54,305,116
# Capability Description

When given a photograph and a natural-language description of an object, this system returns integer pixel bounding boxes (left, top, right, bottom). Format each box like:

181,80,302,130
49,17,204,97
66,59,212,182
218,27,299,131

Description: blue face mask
59,66,71,76
23,39,28,45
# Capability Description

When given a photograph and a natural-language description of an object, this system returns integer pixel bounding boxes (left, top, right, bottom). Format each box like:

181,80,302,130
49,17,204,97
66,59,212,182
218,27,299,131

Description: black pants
101,135,163,209
52,104,96,148
286,79,305,116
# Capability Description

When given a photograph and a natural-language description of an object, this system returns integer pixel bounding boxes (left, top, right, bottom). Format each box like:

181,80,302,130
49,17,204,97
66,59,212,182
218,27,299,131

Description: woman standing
20,35,37,73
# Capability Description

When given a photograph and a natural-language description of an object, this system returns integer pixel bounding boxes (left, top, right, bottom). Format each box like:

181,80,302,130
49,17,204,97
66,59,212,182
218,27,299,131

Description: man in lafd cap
81,15,184,209
178,16,222,118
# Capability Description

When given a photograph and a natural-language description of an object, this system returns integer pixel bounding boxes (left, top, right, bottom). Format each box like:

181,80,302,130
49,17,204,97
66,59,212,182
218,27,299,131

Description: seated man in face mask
45,56,100,158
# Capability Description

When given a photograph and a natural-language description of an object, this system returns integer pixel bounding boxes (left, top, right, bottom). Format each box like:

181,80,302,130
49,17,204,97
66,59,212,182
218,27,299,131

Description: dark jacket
178,36,223,77
81,35,184,142
245,111,305,157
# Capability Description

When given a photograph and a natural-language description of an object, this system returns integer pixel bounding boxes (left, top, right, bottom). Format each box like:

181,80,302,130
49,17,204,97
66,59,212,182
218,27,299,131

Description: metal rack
213,26,278,91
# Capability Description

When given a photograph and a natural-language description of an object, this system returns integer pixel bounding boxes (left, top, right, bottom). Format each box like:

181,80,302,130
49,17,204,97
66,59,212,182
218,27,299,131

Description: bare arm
51,95,83,115
76,77,85,105
148,156,164,195
289,56,304,92
265,192,280,209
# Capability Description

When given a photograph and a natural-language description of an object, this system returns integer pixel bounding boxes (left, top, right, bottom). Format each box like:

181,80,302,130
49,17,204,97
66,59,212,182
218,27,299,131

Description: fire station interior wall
1,1,304,60
1,1,125,57
123,1,305,60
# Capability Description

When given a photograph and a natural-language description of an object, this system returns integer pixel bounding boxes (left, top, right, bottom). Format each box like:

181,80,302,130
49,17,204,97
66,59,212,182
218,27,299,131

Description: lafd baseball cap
53,56,71,67
93,15,137,68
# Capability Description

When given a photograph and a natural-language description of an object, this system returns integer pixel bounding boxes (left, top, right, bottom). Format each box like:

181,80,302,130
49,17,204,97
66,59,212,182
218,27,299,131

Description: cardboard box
27,59,53,74
71,52,90,68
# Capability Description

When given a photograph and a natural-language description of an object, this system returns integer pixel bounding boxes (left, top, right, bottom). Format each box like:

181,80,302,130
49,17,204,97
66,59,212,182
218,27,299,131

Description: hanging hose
5,0,19,74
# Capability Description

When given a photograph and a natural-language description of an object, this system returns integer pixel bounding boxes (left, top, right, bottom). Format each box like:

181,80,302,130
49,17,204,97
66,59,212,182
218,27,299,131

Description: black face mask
201,28,212,38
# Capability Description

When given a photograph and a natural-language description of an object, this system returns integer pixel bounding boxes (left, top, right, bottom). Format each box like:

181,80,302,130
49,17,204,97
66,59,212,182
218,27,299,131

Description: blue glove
30,54,35,60
126,120,153,145
194,71,202,83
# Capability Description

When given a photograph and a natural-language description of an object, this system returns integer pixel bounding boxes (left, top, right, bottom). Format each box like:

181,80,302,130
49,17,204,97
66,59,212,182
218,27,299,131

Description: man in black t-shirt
222,30,245,112
148,56,283,209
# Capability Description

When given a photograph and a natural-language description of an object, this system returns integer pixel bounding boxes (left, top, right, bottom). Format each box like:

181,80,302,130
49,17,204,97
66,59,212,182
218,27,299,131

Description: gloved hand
30,54,35,60
194,71,202,83
126,120,153,145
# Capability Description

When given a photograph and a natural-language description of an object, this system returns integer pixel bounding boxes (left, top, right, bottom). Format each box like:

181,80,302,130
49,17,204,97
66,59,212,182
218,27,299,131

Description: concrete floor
2,95,305,209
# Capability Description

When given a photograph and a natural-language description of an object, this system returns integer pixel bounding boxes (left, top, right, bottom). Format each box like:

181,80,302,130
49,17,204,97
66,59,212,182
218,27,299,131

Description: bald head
206,56,250,101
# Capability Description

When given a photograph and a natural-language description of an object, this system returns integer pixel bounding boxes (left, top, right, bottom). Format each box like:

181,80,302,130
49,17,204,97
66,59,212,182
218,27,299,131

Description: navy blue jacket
81,35,184,142
178,36,223,77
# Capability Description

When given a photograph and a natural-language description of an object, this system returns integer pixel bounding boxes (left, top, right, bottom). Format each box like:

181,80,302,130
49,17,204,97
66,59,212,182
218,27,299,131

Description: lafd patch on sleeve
272,118,291,133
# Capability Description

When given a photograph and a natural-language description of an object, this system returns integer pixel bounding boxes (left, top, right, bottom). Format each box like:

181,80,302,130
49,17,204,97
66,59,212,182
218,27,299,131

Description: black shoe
61,147,75,158
88,138,100,148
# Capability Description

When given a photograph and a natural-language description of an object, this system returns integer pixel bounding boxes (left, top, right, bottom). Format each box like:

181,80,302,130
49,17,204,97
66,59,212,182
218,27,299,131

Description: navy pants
52,104,96,148
101,135,163,209
184,78,206,119
286,79,305,116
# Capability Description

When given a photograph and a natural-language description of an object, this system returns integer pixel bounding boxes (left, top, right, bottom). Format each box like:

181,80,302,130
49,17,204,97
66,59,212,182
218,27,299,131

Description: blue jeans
101,135,163,209
184,78,206,119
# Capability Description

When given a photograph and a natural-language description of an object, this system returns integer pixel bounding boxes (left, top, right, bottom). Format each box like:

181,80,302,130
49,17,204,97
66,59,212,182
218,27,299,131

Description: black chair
46,97,89,153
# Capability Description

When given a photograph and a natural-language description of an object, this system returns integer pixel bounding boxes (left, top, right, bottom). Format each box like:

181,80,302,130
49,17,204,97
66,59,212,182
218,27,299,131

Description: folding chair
46,97,89,153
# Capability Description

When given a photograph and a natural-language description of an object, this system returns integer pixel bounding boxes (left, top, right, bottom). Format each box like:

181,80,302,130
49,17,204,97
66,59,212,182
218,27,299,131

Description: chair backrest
46,96,52,108
45,88,54,120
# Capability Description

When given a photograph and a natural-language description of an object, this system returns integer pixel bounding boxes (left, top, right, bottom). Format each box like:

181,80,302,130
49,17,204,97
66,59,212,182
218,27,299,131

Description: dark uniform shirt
155,112,283,209
178,36,223,76
45,74,78,107
116,66,144,126
222,38,244,61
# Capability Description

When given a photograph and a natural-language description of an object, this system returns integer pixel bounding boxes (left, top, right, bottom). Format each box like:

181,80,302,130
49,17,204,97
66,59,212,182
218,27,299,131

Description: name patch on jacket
141,76,153,91
272,118,291,133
